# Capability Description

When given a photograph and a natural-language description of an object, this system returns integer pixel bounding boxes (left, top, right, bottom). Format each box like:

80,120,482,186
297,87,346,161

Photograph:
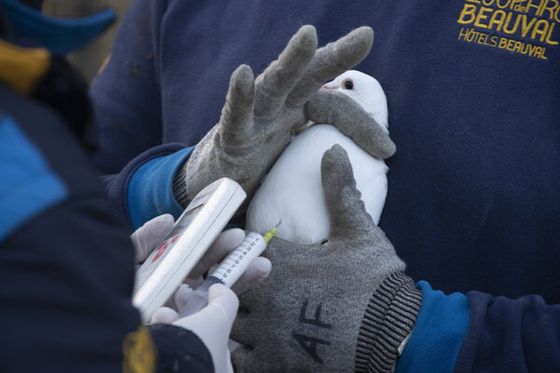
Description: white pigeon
246,70,389,244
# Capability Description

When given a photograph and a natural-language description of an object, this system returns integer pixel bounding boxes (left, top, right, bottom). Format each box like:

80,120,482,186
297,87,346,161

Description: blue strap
0,116,67,241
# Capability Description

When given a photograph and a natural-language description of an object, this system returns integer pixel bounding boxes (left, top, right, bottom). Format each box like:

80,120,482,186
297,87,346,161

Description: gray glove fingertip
313,26,373,75
309,25,375,73
254,25,317,117
220,64,256,141
280,25,318,66
321,145,377,236
321,144,355,186
286,26,374,107
339,26,374,62
231,64,255,104
320,144,361,219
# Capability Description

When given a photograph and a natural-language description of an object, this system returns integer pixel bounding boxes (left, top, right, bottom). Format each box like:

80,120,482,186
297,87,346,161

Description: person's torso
160,0,560,302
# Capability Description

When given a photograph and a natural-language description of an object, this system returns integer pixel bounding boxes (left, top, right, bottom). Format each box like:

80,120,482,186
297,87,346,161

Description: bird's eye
343,79,354,90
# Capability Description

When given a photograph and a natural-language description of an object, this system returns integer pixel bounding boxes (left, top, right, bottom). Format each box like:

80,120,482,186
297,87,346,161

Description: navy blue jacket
0,57,213,371
91,0,560,371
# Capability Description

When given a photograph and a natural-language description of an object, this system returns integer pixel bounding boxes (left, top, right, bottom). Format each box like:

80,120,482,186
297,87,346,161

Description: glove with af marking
174,25,395,209
231,145,421,373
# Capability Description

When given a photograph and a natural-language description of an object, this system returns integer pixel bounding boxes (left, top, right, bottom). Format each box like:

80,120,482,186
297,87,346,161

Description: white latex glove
151,284,192,324
173,284,239,373
130,214,175,264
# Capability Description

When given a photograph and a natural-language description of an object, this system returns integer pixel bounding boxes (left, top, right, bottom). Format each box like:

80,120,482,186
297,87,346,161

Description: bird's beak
321,82,337,90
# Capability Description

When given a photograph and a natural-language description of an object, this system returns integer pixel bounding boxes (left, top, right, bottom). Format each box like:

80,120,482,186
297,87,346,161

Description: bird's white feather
246,70,389,244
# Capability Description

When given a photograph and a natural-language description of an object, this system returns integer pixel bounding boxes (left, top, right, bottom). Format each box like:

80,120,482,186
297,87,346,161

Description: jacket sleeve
101,144,194,230
395,282,560,372
0,103,212,372
90,0,167,176
90,0,196,229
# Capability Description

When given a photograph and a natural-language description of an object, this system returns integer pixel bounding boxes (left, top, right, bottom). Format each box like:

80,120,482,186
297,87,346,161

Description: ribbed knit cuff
172,163,190,208
355,272,422,373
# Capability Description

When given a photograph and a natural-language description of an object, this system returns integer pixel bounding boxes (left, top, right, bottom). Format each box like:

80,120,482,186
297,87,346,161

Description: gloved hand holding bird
247,69,391,244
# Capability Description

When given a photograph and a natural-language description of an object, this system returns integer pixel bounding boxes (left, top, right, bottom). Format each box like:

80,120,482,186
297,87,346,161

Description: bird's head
322,70,388,132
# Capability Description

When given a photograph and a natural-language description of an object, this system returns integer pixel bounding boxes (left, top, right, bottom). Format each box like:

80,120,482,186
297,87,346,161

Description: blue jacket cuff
395,281,470,373
127,147,193,229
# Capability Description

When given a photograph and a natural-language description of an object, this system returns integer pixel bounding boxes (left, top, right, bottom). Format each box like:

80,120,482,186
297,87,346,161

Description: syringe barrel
177,232,267,317
208,232,266,288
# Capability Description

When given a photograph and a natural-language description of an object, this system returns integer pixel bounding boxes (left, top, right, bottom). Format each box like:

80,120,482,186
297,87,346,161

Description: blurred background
43,0,132,81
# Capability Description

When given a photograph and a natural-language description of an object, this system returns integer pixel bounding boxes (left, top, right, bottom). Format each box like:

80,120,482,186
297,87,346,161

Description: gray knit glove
231,145,422,373
174,25,396,208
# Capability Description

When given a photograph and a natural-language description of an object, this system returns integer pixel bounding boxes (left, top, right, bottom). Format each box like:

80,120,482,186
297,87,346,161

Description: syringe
177,227,277,317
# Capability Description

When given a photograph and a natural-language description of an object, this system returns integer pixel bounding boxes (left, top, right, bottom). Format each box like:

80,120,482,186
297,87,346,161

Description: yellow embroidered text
456,0,560,60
